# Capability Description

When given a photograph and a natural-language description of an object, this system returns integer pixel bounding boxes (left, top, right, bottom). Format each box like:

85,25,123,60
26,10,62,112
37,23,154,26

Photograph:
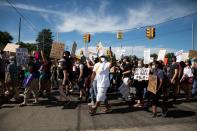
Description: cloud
56,1,197,33
1,1,197,33
0,2,64,16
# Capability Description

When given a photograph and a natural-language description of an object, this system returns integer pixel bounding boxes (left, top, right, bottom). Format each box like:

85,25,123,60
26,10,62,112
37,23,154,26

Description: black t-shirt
169,63,178,79
123,63,132,78
63,57,73,73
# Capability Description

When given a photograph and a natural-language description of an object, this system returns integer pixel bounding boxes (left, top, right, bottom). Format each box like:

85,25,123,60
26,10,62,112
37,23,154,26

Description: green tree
17,41,37,53
36,29,53,58
0,31,13,49
150,53,158,60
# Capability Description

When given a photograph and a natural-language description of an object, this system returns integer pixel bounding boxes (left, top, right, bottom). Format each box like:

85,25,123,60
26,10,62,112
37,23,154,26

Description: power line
86,11,197,34
6,0,38,32
104,27,191,44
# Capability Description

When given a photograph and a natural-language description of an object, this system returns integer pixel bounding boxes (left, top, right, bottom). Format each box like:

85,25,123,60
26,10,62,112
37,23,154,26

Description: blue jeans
192,78,197,95
90,80,97,101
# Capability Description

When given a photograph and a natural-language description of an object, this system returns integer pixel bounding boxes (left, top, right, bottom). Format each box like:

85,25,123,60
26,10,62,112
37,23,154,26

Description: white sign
3,43,20,52
182,53,189,61
144,49,150,64
16,48,28,66
157,49,166,61
175,50,183,62
134,68,150,81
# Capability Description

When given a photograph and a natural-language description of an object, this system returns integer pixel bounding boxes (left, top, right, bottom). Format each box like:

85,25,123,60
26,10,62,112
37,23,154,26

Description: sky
0,0,197,56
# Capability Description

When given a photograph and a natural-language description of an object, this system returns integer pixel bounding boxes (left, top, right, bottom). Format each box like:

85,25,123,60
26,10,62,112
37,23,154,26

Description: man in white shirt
89,53,111,115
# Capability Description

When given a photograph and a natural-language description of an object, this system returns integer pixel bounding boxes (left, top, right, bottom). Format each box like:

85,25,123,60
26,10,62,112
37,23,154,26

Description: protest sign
175,50,184,62
3,43,20,53
189,50,197,58
147,75,157,94
157,49,166,61
182,53,189,61
71,42,77,56
16,48,28,66
50,42,65,59
134,68,150,81
144,49,150,64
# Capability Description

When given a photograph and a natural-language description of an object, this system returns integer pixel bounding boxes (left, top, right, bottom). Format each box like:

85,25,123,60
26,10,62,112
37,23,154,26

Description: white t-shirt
183,66,193,77
93,61,110,88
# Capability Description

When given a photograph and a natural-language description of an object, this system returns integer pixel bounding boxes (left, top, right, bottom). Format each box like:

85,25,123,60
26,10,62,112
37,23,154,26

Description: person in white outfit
89,53,111,115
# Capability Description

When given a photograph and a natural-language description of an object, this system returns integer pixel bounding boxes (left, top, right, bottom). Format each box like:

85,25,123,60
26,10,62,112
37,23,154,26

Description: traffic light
87,34,91,43
146,27,155,39
83,34,91,43
117,32,123,40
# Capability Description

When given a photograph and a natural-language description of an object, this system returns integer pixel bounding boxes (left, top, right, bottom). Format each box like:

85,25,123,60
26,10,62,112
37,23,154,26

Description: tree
165,52,175,58
36,29,53,58
150,53,158,60
0,31,13,49
17,41,37,53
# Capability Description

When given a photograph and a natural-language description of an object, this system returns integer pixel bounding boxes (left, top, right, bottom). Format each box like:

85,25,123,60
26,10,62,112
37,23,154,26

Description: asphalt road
0,90,197,131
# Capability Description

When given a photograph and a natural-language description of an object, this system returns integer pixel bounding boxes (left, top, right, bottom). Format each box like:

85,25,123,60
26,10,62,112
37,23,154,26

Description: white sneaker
88,101,94,106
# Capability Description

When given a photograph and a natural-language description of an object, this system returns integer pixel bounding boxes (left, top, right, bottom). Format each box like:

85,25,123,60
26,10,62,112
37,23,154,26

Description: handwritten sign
3,43,20,53
157,49,166,61
134,68,150,81
144,49,150,64
16,48,28,66
147,75,157,94
175,50,183,62
189,50,197,59
50,42,65,59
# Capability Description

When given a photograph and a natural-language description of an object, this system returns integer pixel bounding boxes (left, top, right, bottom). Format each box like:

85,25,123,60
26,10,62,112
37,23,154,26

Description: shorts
0,72,5,80
97,87,108,102
78,78,85,89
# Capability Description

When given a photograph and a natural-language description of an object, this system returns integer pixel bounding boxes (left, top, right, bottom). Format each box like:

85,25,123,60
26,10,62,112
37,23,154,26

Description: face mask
138,64,141,67
152,65,155,68
101,57,106,62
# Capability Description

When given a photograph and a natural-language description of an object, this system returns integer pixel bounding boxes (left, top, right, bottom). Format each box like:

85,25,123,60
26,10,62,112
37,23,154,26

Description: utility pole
18,17,21,44
57,32,59,42
42,33,44,50
192,21,195,50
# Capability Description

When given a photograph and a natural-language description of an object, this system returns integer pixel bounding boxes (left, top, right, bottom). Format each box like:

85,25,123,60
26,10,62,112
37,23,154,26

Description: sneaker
88,101,94,106
19,102,27,107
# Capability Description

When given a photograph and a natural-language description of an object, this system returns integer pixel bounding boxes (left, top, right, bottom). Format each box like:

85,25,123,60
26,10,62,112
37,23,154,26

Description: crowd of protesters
0,49,197,117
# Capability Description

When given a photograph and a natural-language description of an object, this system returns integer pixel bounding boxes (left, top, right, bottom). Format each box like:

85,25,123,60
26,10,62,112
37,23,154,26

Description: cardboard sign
144,49,150,64
16,48,28,66
71,42,77,56
147,75,157,94
175,50,183,62
134,68,150,81
3,43,20,53
157,49,166,61
50,42,65,59
189,50,197,58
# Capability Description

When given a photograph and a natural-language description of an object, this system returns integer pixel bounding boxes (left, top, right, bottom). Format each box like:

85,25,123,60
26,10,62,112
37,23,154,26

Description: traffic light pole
18,17,21,44
192,21,195,50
